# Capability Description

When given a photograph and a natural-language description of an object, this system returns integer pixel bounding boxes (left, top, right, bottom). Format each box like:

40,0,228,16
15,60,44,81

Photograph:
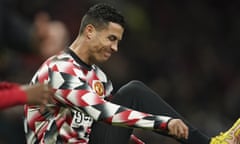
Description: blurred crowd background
0,0,240,143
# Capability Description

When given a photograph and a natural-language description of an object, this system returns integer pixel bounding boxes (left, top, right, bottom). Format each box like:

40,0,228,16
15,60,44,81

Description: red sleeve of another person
0,82,27,109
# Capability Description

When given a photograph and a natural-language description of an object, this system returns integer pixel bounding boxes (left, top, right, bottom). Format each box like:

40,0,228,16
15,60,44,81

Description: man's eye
108,36,117,41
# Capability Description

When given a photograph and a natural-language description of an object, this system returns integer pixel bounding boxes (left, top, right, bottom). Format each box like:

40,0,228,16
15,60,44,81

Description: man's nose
111,43,118,52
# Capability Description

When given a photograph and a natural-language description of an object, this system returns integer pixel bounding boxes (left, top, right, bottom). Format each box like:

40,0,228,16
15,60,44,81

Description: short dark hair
79,3,125,34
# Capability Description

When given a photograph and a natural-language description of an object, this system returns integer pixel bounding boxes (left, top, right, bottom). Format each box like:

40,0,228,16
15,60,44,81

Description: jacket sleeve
0,82,27,109
43,62,172,132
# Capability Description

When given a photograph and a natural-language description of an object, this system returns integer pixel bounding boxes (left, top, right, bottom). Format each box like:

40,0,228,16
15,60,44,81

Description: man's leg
89,80,210,144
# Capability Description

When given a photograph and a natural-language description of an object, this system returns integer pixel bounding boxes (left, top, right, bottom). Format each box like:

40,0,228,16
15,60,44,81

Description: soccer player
0,82,52,109
24,3,240,144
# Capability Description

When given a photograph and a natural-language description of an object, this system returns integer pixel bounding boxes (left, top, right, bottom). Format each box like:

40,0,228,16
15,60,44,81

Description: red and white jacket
24,49,171,144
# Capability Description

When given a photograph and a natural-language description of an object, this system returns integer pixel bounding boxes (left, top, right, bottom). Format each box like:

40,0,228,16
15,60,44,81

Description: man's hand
21,83,54,105
167,118,189,139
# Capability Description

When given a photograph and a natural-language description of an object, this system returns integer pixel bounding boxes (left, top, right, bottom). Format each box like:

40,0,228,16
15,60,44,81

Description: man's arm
48,67,170,132
37,58,188,138
0,82,27,109
0,82,53,110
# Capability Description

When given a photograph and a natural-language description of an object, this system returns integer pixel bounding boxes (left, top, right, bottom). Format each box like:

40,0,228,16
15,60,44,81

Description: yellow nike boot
210,118,240,144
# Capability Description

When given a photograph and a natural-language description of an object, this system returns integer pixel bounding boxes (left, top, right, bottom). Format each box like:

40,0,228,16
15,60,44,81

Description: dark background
0,0,240,143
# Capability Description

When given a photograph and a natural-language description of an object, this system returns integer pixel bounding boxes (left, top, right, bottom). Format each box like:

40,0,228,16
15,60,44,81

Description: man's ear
85,24,95,39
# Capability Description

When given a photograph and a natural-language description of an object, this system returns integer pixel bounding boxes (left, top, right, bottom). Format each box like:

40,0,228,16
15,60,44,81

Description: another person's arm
0,82,52,109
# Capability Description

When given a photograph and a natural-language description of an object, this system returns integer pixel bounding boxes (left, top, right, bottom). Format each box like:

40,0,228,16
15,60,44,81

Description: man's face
88,22,124,64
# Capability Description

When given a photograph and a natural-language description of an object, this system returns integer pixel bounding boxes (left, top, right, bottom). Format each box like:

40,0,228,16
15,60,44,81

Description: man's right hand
167,118,189,139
